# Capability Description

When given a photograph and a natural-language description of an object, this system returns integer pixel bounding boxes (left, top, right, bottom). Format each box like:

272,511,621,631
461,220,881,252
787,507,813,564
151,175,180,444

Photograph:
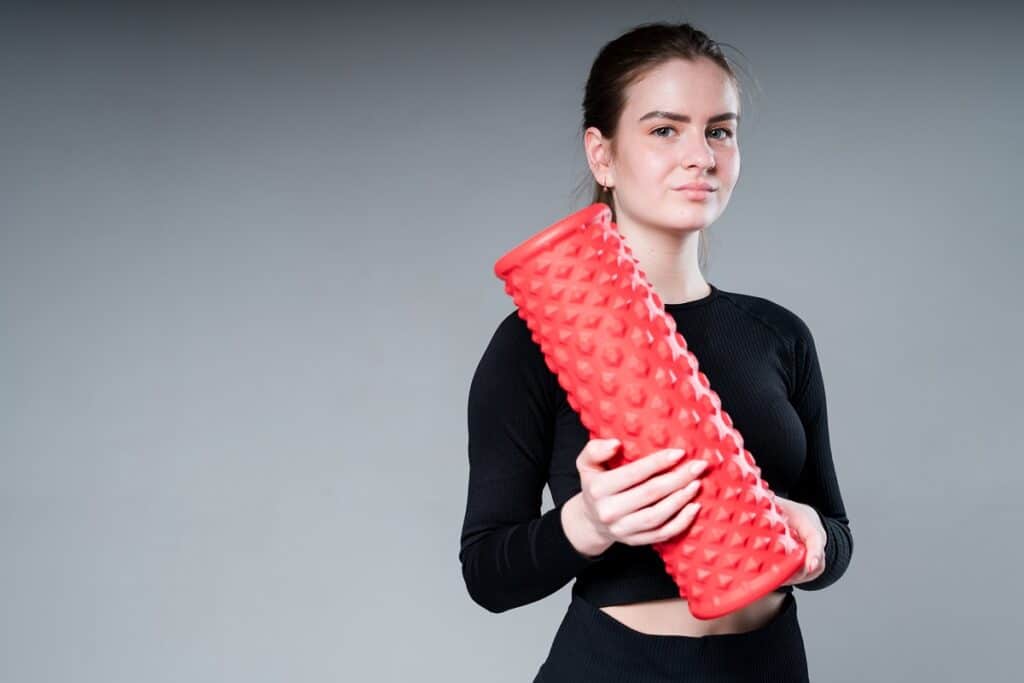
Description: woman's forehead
623,63,739,120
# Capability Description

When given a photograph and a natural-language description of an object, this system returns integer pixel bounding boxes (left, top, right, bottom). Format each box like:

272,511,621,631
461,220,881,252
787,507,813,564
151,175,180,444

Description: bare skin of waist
598,591,786,636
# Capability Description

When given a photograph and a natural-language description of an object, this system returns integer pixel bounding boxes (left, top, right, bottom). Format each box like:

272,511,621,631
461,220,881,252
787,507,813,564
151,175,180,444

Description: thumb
580,438,621,471
785,511,818,568
776,498,808,543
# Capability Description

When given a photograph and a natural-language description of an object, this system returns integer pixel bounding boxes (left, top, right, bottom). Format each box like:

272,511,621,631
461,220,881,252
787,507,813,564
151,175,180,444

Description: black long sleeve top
459,282,854,613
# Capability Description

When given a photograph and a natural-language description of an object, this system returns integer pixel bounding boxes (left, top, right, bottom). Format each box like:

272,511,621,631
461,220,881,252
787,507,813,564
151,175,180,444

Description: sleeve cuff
796,511,853,591
539,500,607,575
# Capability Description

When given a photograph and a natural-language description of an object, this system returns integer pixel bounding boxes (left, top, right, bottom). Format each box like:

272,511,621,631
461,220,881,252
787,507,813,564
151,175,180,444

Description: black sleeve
787,317,854,591
458,312,603,613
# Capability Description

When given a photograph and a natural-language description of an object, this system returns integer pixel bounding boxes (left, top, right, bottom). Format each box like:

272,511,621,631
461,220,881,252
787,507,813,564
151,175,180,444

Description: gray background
2,1,1022,681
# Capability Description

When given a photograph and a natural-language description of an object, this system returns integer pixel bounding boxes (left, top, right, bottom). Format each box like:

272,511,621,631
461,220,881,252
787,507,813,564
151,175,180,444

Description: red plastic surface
494,202,806,619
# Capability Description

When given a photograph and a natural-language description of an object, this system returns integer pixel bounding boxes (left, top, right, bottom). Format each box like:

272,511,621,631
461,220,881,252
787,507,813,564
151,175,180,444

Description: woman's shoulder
714,285,816,347
476,309,557,379
484,309,541,356
487,290,816,357
470,308,562,415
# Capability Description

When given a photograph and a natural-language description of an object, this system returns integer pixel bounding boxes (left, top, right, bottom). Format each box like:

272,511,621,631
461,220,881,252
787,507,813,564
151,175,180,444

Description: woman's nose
680,144,715,170
678,136,715,170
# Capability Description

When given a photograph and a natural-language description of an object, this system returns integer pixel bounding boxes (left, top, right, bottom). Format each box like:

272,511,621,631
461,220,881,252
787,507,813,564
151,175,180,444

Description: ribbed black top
458,282,853,613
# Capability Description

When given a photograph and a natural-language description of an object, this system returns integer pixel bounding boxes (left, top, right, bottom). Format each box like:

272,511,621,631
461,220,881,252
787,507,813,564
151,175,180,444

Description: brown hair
576,21,755,273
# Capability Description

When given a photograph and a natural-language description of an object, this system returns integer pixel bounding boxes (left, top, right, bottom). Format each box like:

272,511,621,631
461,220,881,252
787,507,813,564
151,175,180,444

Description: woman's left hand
775,496,827,586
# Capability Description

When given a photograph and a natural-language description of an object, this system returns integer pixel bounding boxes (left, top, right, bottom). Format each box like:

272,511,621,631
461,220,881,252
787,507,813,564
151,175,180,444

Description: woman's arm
786,317,854,591
458,313,602,613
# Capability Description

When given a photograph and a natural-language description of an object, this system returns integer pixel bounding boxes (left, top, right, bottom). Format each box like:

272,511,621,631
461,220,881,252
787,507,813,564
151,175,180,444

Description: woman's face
600,57,741,232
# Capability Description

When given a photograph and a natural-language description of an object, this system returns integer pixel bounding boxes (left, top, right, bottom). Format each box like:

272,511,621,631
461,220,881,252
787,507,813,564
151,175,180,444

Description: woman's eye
652,126,735,140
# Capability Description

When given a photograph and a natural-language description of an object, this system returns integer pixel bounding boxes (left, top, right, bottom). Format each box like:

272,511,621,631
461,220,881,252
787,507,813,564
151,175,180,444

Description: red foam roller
493,202,806,620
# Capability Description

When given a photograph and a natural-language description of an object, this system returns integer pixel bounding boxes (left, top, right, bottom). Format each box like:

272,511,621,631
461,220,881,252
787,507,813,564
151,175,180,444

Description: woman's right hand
572,437,708,552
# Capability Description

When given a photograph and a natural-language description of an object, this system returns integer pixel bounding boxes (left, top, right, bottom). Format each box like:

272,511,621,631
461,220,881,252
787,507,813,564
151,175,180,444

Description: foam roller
493,202,806,620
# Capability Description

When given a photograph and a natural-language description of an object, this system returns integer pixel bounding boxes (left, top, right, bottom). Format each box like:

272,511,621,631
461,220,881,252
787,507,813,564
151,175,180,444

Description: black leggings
533,591,810,682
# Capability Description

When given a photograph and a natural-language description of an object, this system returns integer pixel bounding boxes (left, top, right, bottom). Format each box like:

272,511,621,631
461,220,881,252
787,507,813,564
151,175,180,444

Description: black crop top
458,282,853,613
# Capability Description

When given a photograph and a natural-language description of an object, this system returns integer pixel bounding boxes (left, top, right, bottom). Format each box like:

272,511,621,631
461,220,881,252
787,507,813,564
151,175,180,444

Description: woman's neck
615,215,709,305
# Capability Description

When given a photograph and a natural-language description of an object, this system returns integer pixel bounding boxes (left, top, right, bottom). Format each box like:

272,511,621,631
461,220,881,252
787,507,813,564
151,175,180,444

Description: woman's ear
583,126,614,187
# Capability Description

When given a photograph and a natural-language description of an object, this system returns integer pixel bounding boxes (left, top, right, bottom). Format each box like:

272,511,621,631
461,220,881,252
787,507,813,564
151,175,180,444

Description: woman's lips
678,188,713,200
673,182,716,201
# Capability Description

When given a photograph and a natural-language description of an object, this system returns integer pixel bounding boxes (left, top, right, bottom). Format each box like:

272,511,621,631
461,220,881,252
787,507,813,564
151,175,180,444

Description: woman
459,22,853,682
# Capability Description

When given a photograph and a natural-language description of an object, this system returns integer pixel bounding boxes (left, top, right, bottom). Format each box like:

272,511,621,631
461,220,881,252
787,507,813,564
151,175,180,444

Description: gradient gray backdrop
3,1,1022,681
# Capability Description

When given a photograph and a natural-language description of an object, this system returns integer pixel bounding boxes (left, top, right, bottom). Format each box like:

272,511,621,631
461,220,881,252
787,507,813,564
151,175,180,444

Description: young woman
459,22,853,682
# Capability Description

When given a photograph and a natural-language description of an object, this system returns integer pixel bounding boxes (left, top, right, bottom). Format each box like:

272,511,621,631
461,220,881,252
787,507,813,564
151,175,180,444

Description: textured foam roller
493,202,806,620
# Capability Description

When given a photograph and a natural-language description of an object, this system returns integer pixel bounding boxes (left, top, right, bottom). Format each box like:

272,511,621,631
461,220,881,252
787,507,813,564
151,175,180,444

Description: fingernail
668,448,685,460
690,460,708,474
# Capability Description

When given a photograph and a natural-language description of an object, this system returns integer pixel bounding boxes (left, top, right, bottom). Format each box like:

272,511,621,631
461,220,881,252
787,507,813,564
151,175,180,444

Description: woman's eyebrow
638,110,739,124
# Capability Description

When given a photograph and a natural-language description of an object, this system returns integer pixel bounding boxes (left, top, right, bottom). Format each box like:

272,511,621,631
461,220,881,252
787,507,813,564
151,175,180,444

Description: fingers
629,496,703,545
777,498,826,576
803,537,818,572
790,533,823,579
577,438,623,473
607,478,701,537
797,518,825,575
782,565,806,587
590,446,694,498
806,544,826,575
605,458,707,521
784,551,825,587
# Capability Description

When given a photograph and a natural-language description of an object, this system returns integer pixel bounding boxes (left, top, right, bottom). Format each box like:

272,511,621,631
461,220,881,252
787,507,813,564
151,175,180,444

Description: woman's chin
659,209,715,232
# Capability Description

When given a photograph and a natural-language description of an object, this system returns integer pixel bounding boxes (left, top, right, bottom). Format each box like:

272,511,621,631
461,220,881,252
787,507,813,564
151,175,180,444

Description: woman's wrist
561,493,613,558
